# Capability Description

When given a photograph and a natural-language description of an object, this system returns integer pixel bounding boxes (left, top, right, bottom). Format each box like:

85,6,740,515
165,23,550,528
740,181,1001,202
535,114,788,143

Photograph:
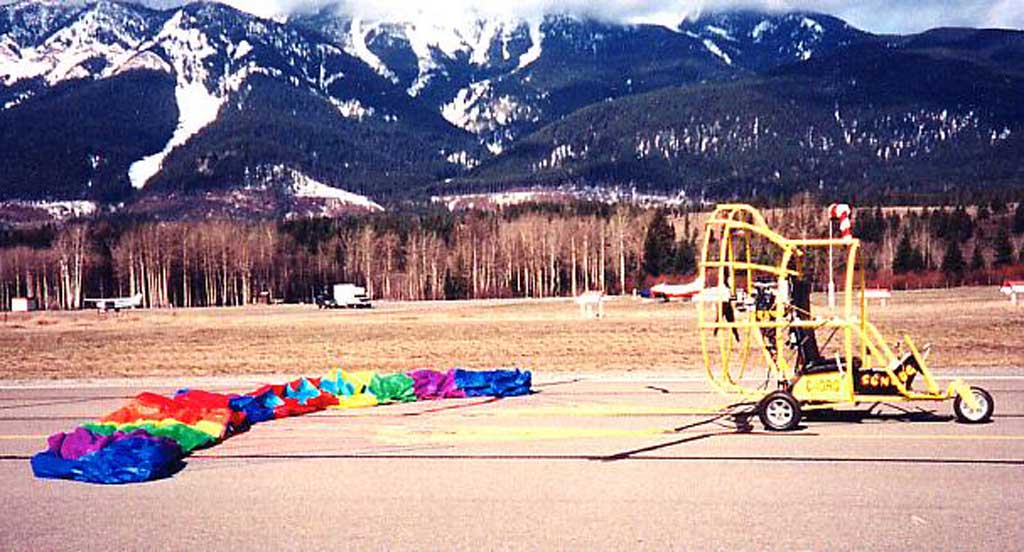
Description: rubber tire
953,386,994,424
758,391,802,431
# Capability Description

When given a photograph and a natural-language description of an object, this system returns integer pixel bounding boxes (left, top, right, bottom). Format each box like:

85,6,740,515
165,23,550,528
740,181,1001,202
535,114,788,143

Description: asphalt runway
1,372,1023,550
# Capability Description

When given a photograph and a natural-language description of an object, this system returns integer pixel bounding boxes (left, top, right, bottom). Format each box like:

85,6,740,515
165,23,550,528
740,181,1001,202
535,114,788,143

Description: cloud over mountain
5,0,1017,33
222,0,1024,34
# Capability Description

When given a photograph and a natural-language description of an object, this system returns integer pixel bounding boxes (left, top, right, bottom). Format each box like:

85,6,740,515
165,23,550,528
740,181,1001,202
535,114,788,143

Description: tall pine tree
970,245,986,271
993,228,1016,267
893,231,925,273
672,237,697,275
643,209,676,277
941,240,965,284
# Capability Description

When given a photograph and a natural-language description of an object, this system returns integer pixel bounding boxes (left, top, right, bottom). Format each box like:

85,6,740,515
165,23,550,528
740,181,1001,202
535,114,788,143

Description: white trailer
317,284,372,309
11,297,38,312
333,284,371,308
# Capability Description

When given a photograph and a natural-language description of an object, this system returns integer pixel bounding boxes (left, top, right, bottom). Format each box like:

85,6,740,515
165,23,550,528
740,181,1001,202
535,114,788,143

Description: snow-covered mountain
297,12,717,153
8,1,836,209
465,25,1024,199
1,1,158,106
0,0,473,209
2,1,1020,218
291,9,874,154
676,11,869,70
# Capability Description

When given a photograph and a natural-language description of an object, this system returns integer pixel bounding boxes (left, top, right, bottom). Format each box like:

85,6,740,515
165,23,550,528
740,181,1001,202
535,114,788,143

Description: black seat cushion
801,356,863,375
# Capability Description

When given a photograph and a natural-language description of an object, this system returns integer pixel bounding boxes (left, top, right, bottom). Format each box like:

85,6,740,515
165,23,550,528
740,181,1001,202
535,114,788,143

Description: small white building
11,297,38,312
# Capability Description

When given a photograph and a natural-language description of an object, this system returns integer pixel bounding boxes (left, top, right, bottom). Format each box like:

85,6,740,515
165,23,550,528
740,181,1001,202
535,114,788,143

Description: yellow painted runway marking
377,423,1024,445
494,404,736,417
376,425,670,445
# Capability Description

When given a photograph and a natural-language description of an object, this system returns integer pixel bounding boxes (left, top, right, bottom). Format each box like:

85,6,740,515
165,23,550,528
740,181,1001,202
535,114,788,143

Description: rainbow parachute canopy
31,368,531,484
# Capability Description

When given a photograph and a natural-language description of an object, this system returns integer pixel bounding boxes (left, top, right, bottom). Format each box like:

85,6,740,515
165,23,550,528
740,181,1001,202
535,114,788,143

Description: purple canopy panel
409,369,466,400
46,428,172,460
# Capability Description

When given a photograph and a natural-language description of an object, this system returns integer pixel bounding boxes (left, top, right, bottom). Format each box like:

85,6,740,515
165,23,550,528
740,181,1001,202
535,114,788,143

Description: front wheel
953,386,994,424
758,391,802,431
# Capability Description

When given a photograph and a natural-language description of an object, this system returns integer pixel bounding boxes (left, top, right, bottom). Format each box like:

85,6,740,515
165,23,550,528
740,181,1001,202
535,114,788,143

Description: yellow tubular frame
695,204,975,406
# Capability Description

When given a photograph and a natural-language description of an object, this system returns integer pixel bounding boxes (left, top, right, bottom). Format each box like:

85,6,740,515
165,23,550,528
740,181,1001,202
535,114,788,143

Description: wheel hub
766,399,794,425
962,391,989,421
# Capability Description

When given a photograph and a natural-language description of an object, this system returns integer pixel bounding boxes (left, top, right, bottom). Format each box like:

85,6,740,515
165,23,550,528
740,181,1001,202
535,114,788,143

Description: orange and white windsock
828,203,853,239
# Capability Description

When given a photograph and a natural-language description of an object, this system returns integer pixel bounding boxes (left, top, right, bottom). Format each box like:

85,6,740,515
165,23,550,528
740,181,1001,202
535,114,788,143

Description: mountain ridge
1,1,1021,219
457,34,1024,199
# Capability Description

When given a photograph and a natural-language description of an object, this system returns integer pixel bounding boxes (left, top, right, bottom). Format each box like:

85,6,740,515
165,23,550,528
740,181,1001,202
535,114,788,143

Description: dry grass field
1,287,1021,380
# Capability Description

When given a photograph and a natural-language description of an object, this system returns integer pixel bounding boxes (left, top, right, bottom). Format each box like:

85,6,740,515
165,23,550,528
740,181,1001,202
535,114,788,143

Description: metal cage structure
694,204,993,430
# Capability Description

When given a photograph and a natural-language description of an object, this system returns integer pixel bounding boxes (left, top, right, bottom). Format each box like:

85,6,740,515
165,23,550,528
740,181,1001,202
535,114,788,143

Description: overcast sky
6,1,1023,34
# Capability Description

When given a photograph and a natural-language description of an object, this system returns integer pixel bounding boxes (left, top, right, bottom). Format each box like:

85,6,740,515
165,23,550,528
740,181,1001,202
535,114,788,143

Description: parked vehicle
316,284,372,309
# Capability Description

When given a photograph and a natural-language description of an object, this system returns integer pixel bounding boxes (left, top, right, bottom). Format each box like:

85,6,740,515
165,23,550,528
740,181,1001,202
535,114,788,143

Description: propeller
713,272,741,342
714,300,741,342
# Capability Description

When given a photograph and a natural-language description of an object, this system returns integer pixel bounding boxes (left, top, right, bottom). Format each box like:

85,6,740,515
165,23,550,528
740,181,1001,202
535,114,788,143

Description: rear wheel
953,386,994,424
758,391,802,431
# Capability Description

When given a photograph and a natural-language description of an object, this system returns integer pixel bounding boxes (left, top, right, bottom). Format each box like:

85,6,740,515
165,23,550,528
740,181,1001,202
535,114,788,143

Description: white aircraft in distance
649,276,705,301
83,293,144,312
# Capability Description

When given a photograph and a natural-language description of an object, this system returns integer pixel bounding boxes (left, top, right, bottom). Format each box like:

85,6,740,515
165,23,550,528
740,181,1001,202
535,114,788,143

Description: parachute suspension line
668,400,760,435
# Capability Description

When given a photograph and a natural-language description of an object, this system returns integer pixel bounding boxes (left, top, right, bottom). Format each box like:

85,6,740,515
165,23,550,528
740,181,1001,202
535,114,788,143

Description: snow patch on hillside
346,18,399,84
446,150,479,169
128,10,225,189
37,200,98,219
801,17,824,34
436,190,546,211
469,20,499,65
232,39,252,60
704,25,735,41
1,200,99,221
702,39,732,65
441,78,533,138
129,80,223,189
286,168,383,211
0,46,48,85
442,79,491,130
331,97,375,120
516,21,543,71
402,20,465,96
0,34,20,63
435,187,690,212
2,90,33,110
751,20,775,41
